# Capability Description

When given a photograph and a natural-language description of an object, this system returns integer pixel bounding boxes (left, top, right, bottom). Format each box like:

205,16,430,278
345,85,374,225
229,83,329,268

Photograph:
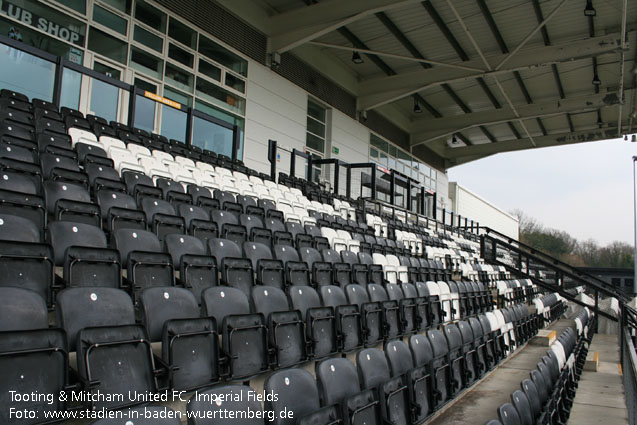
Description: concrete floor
427,320,577,425
567,334,628,425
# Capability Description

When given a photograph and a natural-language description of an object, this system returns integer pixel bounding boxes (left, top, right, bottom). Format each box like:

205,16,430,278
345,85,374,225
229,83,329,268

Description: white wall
243,59,308,176
243,60,371,180
448,182,519,239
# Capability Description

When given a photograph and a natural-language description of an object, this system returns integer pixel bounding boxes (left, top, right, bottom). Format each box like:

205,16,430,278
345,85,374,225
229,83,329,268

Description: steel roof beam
268,0,422,53
411,90,628,144
444,126,619,166
358,32,625,110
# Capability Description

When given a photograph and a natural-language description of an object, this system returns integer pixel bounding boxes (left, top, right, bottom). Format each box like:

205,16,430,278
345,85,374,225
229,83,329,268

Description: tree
508,211,634,269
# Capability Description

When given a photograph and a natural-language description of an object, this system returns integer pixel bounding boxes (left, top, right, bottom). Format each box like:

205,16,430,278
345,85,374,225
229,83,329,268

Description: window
129,46,163,79
199,59,221,81
93,4,127,35
165,63,193,93
55,0,86,14
168,43,194,68
88,27,127,64
195,78,245,115
199,35,247,77
134,0,165,32
133,25,162,52
168,18,196,49
306,100,326,154
101,0,131,14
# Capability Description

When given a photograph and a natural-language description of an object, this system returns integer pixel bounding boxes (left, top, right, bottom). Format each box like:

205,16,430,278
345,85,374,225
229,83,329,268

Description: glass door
132,77,159,134
83,57,126,123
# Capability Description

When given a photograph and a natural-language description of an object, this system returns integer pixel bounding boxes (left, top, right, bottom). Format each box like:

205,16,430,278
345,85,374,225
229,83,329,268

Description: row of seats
86,311,536,425
533,293,566,327
487,309,593,425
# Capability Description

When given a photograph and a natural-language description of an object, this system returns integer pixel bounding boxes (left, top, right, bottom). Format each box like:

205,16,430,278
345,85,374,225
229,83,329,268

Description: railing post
52,57,64,109
268,139,277,181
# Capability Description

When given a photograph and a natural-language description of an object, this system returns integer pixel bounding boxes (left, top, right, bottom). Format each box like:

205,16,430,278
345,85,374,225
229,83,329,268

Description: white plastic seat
437,281,456,322
322,227,346,252
98,135,122,150
174,156,195,167
127,144,151,157
215,167,233,178
152,150,173,163
196,162,215,173
69,128,98,146
249,175,263,186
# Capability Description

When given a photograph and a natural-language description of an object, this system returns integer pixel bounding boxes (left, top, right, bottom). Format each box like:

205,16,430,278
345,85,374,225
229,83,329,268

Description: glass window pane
163,86,191,107
306,133,324,153
225,73,245,93
307,117,324,138
194,100,244,159
168,18,195,49
134,94,155,133
199,59,221,81
307,101,326,123
55,0,86,14
0,1,86,48
134,78,156,93
93,61,121,79
133,25,162,52
90,78,119,122
0,42,55,101
370,134,388,152
168,43,193,67
160,104,187,142
130,46,163,79
88,27,127,64
135,0,165,32
199,35,247,76
93,5,127,35
192,116,234,158
195,78,245,115
370,148,378,159
101,0,131,14
165,64,193,93
60,68,81,110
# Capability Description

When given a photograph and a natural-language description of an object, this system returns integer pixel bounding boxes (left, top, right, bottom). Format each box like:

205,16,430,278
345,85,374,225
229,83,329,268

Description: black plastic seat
427,329,451,409
498,403,522,425
56,287,135,351
265,368,323,425
0,240,54,305
358,347,410,425
164,233,206,267
139,287,218,390
0,212,40,242
0,287,48,331
76,324,158,410
408,334,434,422
288,285,337,359
44,180,100,226
209,238,254,297
112,228,173,296
252,285,306,368
315,357,379,425
244,241,284,289
201,286,249,333
0,329,68,423
320,285,361,352
368,284,401,340
97,189,145,232
140,197,185,241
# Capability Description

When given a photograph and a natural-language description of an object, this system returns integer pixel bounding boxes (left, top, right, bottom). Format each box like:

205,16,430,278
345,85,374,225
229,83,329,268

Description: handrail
480,226,628,302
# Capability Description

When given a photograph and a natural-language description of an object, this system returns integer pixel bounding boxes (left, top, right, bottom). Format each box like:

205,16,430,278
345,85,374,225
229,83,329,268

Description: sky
447,137,637,246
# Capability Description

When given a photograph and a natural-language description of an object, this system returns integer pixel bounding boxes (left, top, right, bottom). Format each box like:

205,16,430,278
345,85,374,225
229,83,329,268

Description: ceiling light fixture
592,74,601,86
413,98,423,114
584,0,596,17
351,51,364,64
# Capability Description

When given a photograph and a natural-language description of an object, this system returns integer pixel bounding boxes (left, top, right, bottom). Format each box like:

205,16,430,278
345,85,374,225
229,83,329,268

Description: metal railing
623,326,637,425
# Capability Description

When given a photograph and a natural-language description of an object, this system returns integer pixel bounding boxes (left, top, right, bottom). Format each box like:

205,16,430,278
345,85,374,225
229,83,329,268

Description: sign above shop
1,1,85,46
